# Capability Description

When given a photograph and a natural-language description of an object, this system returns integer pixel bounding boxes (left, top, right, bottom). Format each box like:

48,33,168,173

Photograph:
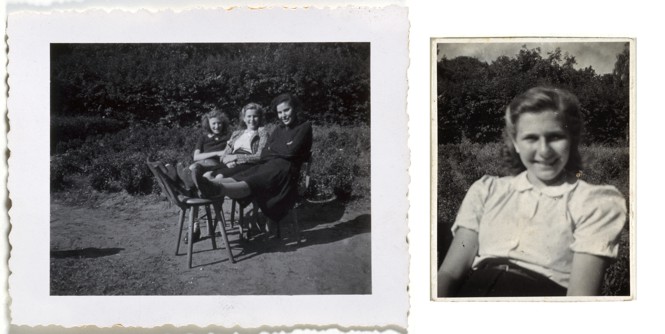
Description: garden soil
50,192,371,295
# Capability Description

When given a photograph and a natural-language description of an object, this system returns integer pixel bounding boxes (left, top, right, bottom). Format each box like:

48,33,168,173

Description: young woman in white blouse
437,87,627,297
201,102,271,179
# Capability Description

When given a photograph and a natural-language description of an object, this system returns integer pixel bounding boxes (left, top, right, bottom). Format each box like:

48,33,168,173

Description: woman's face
208,117,224,134
243,108,260,130
512,110,571,188
276,101,294,126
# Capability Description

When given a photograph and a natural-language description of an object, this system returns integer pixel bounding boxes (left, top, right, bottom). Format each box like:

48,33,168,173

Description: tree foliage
51,43,370,127
438,44,630,145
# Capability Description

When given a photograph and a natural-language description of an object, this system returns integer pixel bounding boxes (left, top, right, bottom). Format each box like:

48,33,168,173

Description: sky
437,40,627,75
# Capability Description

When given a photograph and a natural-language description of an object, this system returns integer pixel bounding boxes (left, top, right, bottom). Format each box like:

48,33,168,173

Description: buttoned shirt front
452,172,626,287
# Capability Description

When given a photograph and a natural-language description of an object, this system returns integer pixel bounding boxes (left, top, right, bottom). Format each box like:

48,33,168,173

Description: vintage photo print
48,42,372,296
431,37,635,300
8,7,409,329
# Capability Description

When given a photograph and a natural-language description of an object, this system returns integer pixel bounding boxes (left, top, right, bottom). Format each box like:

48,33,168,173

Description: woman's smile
244,109,260,130
276,102,294,125
208,117,224,134
513,110,571,188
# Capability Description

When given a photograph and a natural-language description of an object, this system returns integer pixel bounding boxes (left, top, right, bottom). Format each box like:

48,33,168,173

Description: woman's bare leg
217,181,252,198
212,175,235,184
193,170,252,199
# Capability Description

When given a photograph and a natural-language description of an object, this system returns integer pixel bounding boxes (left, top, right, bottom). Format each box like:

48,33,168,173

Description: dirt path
50,193,371,295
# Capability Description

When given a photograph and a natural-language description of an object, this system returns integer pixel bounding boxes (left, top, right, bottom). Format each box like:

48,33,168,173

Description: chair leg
238,205,246,241
175,209,186,255
230,199,236,228
205,205,217,249
214,203,235,263
249,204,259,239
188,206,197,268
293,207,301,246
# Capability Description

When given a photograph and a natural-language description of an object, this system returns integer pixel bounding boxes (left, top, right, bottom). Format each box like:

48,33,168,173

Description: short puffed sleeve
451,175,496,234
569,183,627,258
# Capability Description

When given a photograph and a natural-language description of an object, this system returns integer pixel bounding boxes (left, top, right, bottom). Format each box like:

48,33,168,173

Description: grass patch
51,122,371,204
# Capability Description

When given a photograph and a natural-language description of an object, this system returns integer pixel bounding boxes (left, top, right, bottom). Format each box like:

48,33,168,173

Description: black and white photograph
432,38,634,299
49,42,372,296
7,7,408,328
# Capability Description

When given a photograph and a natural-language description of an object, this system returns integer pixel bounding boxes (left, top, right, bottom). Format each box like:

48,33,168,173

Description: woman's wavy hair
237,102,265,130
502,86,584,175
270,93,303,125
201,108,230,135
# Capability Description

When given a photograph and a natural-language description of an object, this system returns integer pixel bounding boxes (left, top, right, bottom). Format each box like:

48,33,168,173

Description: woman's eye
548,134,565,141
522,136,537,142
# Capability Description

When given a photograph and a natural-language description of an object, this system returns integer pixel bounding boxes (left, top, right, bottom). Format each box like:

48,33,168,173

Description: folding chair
147,159,236,267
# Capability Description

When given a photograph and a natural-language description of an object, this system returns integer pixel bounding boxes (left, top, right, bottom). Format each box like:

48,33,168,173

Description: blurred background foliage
437,43,630,145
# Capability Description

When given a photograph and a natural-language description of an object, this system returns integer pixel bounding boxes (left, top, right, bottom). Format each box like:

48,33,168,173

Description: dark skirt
455,258,567,297
232,158,300,222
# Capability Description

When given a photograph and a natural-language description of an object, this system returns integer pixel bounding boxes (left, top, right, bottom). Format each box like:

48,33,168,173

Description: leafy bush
50,154,83,191
51,43,370,126
580,145,630,197
52,116,127,153
307,124,371,202
89,160,122,192
52,122,198,194
51,121,371,204
438,44,630,145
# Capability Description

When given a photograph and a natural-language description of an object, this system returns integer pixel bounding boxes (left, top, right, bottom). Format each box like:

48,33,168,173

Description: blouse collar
513,171,579,197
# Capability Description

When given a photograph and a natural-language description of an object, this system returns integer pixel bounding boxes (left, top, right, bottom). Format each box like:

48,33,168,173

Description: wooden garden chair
146,158,236,267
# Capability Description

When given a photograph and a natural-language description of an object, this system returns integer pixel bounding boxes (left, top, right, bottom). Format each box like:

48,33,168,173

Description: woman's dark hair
237,102,264,130
502,86,584,175
201,108,230,134
270,93,303,125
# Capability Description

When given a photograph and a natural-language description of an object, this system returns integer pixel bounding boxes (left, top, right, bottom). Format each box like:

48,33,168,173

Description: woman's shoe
192,169,222,198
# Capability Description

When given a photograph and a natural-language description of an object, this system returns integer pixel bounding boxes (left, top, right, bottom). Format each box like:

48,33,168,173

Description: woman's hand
222,154,236,164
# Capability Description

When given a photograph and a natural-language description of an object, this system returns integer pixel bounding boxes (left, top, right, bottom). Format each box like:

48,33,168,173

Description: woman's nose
537,139,553,157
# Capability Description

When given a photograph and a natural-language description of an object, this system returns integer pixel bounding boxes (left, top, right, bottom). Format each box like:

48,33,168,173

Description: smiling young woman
437,87,626,297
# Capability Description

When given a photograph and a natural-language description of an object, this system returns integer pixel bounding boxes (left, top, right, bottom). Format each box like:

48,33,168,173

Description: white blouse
452,171,626,287
232,129,258,154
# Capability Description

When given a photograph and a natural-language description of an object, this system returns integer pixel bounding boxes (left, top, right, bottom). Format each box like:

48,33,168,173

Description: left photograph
9,7,408,328
49,43,372,296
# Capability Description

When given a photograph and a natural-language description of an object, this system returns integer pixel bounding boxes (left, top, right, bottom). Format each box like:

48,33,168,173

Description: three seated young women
193,93,313,227
437,87,627,297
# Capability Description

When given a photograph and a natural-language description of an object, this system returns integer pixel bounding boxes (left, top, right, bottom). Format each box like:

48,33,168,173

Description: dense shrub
51,43,370,126
89,160,122,192
51,116,127,153
308,124,371,202
52,123,198,194
51,122,371,203
50,154,83,191
438,44,630,145
580,145,630,197
436,142,630,295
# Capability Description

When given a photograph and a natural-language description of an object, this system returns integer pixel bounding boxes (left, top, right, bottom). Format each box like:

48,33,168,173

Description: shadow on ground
51,247,125,259
222,199,370,263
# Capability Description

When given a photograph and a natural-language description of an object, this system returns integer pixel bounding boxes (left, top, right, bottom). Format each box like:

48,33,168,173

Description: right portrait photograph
431,38,635,300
